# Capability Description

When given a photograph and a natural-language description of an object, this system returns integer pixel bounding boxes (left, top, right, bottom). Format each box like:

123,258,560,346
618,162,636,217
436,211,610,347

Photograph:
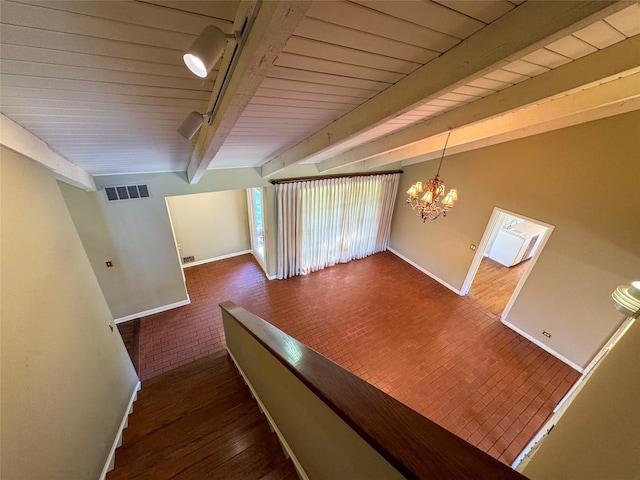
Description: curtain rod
269,170,403,185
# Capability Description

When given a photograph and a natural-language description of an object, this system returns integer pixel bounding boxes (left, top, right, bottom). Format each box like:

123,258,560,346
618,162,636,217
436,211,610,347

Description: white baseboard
182,250,251,268
100,380,141,480
387,248,462,295
387,248,584,372
226,348,309,480
114,299,190,324
501,319,584,372
181,249,279,279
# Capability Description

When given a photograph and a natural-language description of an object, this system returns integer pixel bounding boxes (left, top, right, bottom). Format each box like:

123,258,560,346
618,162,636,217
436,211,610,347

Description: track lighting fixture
183,25,240,78
178,26,241,140
177,111,211,140
179,6,259,141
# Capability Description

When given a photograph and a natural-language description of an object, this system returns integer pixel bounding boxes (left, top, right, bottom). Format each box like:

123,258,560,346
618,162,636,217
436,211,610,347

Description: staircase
107,351,298,480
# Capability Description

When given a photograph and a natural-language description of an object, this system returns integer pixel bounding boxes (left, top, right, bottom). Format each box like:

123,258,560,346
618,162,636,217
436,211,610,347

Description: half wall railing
221,301,528,480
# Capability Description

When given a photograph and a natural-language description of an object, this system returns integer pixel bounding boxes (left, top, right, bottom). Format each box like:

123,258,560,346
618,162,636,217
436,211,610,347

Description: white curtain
276,173,400,279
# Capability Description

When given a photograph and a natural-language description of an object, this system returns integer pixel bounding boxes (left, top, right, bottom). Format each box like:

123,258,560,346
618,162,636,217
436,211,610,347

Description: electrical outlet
470,244,477,251
105,261,113,267
542,331,551,338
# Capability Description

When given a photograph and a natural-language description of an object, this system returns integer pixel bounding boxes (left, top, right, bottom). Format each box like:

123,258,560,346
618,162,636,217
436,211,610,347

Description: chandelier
406,132,458,221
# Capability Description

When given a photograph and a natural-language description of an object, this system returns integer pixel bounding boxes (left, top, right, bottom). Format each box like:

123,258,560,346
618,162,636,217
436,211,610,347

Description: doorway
461,208,553,320
247,187,266,269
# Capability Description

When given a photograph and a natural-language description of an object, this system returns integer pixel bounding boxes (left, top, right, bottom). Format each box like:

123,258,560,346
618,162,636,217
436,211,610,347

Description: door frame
460,207,554,320
246,186,268,275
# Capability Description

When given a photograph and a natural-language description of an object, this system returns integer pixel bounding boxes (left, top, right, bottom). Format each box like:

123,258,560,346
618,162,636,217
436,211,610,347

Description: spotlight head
183,25,227,78
177,111,206,140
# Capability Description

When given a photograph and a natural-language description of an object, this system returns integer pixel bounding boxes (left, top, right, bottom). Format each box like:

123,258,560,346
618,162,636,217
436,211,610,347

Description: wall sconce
611,281,640,318
183,25,240,78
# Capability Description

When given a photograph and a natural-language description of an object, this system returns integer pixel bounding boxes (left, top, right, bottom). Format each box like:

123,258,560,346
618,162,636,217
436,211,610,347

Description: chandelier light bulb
405,131,458,221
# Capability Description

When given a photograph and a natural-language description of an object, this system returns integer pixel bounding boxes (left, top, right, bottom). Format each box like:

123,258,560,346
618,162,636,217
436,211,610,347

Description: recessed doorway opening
461,208,554,320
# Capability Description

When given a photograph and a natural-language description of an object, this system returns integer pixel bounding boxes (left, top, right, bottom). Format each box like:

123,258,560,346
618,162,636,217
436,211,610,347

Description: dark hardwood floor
468,257,529,318
107,351,298,480
118,317,140,375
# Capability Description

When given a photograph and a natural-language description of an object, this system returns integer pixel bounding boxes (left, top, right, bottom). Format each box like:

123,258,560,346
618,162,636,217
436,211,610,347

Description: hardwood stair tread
107,352,298,480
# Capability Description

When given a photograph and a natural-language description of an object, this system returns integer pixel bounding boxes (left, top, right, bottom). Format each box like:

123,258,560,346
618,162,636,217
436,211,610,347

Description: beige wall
60,168,273,319
59,113,638,369
223,308,406,480
1,148,139,479
166,189,250,264
390,111,640,369
61,163,397,319
60,180,189,320
522,316,640,480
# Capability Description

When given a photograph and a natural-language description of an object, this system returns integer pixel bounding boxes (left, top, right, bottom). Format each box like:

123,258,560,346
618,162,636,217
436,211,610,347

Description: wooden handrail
220,301,528,479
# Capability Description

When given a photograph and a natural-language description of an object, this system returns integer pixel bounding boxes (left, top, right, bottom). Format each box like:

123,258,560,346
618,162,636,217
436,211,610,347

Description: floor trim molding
114,299,190,324
388,248,583,372
100,380,141,480
388,248,462,295
182,250,251,268
501,319,583,372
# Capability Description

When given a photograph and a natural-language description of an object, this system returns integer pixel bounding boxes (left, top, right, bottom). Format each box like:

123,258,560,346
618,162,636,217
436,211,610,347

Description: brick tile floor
134,251,580,466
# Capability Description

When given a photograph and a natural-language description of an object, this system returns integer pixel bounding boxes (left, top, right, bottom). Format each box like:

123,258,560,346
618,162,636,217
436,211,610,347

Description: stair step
107,351,298,480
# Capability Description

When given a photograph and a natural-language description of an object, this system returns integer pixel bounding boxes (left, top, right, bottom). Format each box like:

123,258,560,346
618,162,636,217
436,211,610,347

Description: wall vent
182,256,195,264
104,184,150,201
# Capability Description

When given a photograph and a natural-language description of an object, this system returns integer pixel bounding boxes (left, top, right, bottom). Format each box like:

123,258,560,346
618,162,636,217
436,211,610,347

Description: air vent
182,256,195,264
104,185,150,201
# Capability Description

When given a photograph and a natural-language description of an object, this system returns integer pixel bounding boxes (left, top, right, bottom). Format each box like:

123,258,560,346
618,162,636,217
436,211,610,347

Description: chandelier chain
405,131,458,222
436,131,451,177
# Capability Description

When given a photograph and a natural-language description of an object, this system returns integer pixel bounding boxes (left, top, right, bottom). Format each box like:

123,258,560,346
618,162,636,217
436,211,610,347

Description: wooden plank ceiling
0,0,638,184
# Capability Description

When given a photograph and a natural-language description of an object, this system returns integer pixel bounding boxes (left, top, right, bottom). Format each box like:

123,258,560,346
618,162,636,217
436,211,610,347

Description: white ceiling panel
574,20,628,49
433,0,516,24
604,3,640,36
304,1,461,51
545,35,599,59
520,48,573,69
350,0,487,39
1,0,638,182
293,17,440,64
283,36,422,75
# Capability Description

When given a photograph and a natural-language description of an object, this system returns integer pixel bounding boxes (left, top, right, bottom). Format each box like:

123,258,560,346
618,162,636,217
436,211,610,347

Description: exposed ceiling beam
365,71,640,169
0,113,96,191
186,0,310,184
260,0,625,177
320,33,640,172
401,98,640,169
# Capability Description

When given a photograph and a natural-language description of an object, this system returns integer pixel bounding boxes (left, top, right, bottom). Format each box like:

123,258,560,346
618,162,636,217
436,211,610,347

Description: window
275,173,400,279
248,187,265,262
